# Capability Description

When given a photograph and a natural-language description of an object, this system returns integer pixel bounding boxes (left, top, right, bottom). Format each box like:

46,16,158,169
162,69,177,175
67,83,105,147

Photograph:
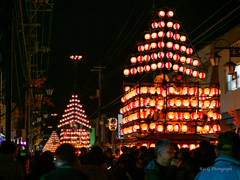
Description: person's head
80,147,87,155
85,146,105,165
105,148,112,157
0,141,17,156
176,72,183,80
121,146,128,154
16,156,29,173
216,131,240,159
115,148,120,156
155,139,175,165
199,140,210,152
55,143,76,167
41,151,54,165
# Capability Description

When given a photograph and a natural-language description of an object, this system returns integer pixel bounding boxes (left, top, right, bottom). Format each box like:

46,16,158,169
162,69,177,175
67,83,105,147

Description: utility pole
90,65,105,145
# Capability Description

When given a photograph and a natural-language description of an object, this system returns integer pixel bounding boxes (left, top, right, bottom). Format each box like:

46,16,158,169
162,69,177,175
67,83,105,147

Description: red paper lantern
149,123,157,130
144,65,150,72
123,69,130,76
151,53,158,60
158,11,165,17
138,45,144,52
186,48,193,54
151,42,157,49
167,22,173,28
141,123,149,131
192,70,199,77
173,54,180,61
173,44,179,50
180,36,187,42
173,64,179,71
137,66,144,74
186,57,193,64
180,56,186,63
138,56,144,63
173,124,180,132
158,42,165,48
173,33,180,40
173,23,180,30
181,125,188,133
151,63,157,70
166,52,173,59
166,124,174,132
166,31,173,38
186,68,192,75
130,68,137,75
158,21,165,27
158,31,165,38
130,57,137,64
151,22,158,28
175,100,182,107
144,55,150,62
213,124,221,132
179,66,186,73
157,62,164,69
199,72,206,79
158,52,164,58
175,112,183,119
151,32,158,39
165,62,172,69
166,42,173,49
180,46,186,52
144,44,151,51
144,34,151,40
167,11,174,17
193,60,199,66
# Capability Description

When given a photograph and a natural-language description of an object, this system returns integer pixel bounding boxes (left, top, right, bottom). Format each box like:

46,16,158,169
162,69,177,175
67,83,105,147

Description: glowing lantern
151,53,158,60
157,87,163,95
144,55,150,62
183,100,190,107
123,69,130,76
173,44,179,50
191,113,198,120
130,57,137,64
151,32,158,39
180,46,186,52
207,110,213,118
166,42,173,49
166,31,173,38
199,72,206,79
197,126,202,133
167,22,173,28
151,42,157,49
199,101,203,108
198,111,203,118
193,60,199,66
166,124,174,132
173,64,179,71
186,57,193,64
211,88,218,96
162,90,166,97
191,99,198,107
204,100,211,108
180,35,187,42
144,34,151,40
151,63,157,70
173,23,180,29
198,88,203,96
204,125,211,132
213,124,221,132
213,113,219,120
181,125,188,132
167,11,174,17
156,124,163,132
137,66,144,74
158,31,165,37
157,62,164,69
149,123,156,130
144,44,151,51
179,66,185,73
175,112,183,120
180,56,186,63
167,87,175,95
211,100,219,108
138,56,144,63
158,11,165,17
130,68,137,75
132,125,139,133
189,144,196,151
168,112,175,119
166,52,173,59
165,62,172,69
141,87,148,94
173,33,180,40
168,99,174,107
138,45,144,52
182,144,189,148
189,87,197,95
150,144,155,148
182,87,189,95
151,22,158,28
204,88,210,95
149,87,156,94
186,68,192,75
184,112,190,119
186,48,193,54
192,70,199,77
158,42,165,48
141,123,148,131
158,21,165,27
144,65,151,72
121,129,125,135
174,124,180,132
124,86,130,92
158,52,164,59
173,54,180,61
175,99,182,107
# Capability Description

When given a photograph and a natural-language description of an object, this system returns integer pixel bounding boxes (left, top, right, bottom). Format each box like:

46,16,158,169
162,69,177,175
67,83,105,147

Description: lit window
226,65,240,92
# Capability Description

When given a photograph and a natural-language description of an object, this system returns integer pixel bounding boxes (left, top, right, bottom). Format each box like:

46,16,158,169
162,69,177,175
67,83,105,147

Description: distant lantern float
144,55,150,62
158,11,165,17
174,124,180,132
130,68,137,75
137,66,144,74
173,33,180,40
193,60,199,66
173,54,180,61
144,44,151,51
151,63,157,70
158,41,165,48
166,31,173,38
180,35,187,42
173,23,180,30
151,22,158,28
182,125,188,133
123,69,130,76
173,64,179,71
199,72,206,79
130,57,137,64
151,42,157,49
151,32,158,39
166,42,173,49
158,52,164,59
144,65,151,72
186,48,193,54
165,62,172,69
151,53,158,60
180,56,186,63
158,31,165,38
180,46,186,52
192,70,199,77
173,44,180,50
138,45,144,52
167,11,174,17
157,62,164,69
186,57,193,64
186,68,192,75
145,34,151,41
166,124,174,132
166,52,173,59
159,21,165,28
179,66,186,73
167,22,173,28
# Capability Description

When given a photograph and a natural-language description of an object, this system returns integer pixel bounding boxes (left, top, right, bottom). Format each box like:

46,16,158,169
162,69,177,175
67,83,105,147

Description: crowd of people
0,131,240,180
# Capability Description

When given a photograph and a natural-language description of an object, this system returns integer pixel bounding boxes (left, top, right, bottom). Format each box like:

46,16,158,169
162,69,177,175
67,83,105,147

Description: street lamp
210,39,238,75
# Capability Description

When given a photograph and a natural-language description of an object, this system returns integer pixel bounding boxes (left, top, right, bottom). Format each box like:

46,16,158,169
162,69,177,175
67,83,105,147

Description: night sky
46,0,240,128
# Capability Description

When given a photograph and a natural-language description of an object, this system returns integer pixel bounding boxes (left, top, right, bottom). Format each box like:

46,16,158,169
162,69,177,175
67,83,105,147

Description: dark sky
46,0,240,126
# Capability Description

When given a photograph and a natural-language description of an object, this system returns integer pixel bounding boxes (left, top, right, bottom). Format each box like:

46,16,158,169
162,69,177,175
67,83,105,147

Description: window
226,65,240,92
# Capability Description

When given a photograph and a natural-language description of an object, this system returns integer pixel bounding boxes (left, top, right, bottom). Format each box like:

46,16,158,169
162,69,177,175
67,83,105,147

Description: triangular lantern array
43,131,60,153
